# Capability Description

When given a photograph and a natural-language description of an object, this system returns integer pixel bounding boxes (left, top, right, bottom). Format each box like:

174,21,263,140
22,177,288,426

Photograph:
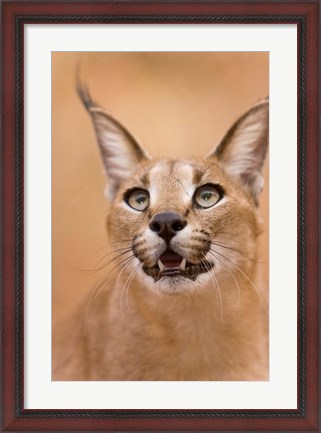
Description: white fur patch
148,164,167,207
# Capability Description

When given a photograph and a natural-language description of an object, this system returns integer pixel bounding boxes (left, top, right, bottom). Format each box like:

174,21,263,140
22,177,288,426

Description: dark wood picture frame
1,1,320,432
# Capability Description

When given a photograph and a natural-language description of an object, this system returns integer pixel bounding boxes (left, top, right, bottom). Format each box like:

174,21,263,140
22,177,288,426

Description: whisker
95,246,133,268
119,260,139,319
94,256,135,301
208,251,241,315
83,255,135,335
201,254,223,323
126,262,143,314
212,269,223,323
83,273,115,336
106,239,132,243
95,247,132,271
209,249,267,312
210,241,260,264
95,238,147,271
67,247,133,274
93,249,134,272
89,239,132,263
211,232,269,266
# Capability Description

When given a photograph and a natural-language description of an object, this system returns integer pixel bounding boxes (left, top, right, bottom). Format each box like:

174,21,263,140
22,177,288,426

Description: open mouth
143,249,214,282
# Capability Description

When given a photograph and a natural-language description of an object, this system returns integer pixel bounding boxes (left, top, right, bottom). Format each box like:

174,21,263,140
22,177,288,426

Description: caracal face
108,157,259,295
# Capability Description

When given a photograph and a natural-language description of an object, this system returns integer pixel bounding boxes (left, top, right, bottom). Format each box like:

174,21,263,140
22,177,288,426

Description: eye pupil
202,192,212,201
136,196,145,204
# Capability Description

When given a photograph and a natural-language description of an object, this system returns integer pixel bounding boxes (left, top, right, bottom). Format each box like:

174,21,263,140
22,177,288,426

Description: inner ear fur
77,81,149,200
209,98,269,200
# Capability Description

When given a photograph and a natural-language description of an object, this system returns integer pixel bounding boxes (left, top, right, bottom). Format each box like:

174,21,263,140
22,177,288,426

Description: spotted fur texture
53,89,269,381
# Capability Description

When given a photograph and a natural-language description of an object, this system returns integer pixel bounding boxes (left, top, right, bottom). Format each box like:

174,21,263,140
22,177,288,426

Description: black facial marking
132,239,147,259
193,169,203,185
133,240,145,248
201,230,210,236
196,229,210,236
191,236,209,243
140,172,150,187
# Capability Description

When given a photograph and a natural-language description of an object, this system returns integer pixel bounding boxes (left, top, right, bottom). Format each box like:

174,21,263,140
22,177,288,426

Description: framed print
1,1,320,432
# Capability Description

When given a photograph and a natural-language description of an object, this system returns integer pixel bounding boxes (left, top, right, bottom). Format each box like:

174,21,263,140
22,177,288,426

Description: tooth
179,258,186,270
158,259,165,271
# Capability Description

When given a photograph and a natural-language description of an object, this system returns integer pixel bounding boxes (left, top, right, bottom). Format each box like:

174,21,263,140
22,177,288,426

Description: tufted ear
208,98,269,201
77,82,149,200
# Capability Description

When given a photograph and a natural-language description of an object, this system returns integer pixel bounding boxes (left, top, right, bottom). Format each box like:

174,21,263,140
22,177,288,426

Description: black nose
149,212,187,242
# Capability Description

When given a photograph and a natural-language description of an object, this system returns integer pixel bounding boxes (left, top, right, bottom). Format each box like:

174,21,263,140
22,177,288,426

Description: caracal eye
126,189,149,211
194,185,222,208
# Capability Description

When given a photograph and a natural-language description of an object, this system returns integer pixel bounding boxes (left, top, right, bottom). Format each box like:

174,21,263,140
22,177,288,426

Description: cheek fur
108,203,149,239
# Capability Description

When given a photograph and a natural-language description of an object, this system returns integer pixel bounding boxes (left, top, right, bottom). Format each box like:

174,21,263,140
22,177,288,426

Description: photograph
52,52,269,381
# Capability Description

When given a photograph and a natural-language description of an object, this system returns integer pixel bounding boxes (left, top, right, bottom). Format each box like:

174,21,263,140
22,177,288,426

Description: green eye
194,185,222,208
126,189,149,211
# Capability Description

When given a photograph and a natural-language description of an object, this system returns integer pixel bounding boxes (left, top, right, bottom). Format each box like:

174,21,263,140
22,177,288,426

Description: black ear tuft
76,77,96,112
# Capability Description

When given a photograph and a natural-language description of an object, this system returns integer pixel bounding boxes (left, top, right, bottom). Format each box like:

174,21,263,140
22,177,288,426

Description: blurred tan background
52,52,269,326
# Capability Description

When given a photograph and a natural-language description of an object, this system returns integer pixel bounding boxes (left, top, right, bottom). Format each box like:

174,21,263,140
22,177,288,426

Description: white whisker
209,251,241,315
126,262,143,314
210,249,267,313
201,255,223,323
83,252,134,335
117,258,137,319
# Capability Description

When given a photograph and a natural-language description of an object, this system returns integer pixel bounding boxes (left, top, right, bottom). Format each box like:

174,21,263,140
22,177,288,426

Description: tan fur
53,92,269,381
